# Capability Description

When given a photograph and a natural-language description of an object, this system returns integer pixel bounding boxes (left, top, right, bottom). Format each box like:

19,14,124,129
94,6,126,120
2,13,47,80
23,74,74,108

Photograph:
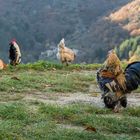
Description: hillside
109,0,140,36
109,0,140,62
0,0,132,63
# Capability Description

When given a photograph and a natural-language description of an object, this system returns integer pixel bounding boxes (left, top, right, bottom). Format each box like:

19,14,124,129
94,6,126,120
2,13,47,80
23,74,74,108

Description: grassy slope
0,61,140,140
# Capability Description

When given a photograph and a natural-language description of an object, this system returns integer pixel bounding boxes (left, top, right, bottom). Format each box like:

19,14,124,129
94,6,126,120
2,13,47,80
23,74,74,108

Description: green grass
0,102,140,140
5,61,102,71
0,62,139,140
0,67,95,96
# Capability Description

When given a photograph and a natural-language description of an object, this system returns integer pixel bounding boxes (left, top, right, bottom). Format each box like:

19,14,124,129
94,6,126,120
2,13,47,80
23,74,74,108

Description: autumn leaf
84,125,97,132
11,76,21,81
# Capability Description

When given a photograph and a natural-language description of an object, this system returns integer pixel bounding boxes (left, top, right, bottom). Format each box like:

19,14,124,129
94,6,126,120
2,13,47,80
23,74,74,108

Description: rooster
97,50,140,110
9,39,21,66
57,38,76,66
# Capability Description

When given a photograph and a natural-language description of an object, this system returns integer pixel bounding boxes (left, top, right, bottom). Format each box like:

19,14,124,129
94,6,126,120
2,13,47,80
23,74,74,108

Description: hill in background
0,0,135,63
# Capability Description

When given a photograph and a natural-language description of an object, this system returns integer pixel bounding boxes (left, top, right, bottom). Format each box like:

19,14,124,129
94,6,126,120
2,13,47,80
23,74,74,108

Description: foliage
115,36,140,60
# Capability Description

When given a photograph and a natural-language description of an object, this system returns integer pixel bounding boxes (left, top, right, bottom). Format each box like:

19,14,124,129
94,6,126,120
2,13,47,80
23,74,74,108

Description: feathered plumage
97,50,140,109
57,38,76,65
0,59,7,70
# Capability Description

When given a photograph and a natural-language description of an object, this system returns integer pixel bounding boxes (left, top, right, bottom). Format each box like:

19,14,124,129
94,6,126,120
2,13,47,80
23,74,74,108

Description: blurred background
0,0,140,63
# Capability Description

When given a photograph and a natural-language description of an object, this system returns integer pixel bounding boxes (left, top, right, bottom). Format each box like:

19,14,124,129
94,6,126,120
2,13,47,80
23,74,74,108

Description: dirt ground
19,70,140,108
23,84,140,107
